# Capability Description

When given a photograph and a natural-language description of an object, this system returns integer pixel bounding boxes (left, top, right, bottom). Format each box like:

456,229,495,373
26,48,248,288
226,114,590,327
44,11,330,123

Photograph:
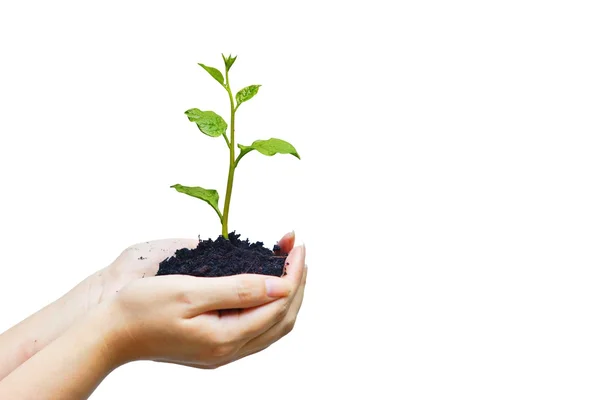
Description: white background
1,1,599,398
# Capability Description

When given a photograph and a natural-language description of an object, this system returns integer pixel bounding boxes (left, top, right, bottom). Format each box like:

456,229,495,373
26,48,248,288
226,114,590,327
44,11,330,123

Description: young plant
171,54,300,240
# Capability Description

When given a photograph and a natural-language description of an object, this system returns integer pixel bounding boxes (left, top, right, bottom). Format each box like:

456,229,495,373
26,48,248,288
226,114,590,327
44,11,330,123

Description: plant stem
221,70,236,239
222,133,230,148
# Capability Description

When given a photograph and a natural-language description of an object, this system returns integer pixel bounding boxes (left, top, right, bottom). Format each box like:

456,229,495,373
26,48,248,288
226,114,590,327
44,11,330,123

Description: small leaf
198,63,224,85
236,85,261,107
238,138,301,162
184,108,227,137
222,54,237,72
170,184,222,220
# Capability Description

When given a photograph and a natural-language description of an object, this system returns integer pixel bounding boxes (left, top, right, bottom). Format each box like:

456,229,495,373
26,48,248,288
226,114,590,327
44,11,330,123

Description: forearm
0,301,124,400
0,270,104,380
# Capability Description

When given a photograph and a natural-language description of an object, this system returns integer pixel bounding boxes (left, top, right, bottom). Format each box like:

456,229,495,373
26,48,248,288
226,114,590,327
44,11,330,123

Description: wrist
0,273,103,365
0,297,132,399
80,298,133,369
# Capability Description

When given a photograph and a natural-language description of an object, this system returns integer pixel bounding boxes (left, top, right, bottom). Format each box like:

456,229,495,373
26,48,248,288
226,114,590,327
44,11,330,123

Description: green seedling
171,54,300,239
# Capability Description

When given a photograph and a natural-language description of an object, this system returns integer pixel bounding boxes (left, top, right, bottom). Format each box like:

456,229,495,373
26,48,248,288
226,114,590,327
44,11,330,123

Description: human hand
93,232,296,305
106,242,306,369
0,231,302,392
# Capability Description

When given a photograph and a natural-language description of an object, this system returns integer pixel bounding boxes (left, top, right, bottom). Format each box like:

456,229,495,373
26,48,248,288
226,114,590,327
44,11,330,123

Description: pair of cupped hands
92,231,306,370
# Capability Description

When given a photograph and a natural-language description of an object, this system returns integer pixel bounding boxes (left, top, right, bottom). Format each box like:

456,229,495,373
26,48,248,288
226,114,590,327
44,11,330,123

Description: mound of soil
156,232,287,277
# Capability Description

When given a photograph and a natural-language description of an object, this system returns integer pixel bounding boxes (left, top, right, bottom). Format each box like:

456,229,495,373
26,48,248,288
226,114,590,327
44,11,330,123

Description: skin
0,232,306,399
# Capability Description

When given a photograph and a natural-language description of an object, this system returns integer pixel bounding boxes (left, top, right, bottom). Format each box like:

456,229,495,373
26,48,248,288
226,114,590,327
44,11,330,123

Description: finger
282,244,305,284
239,265,308,353
274,231,295,256
187,274,294,315
189,266,306,369
220,246,306,339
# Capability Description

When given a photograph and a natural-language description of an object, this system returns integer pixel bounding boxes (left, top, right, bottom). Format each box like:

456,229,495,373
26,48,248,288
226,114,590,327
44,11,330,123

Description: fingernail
265,278,292,297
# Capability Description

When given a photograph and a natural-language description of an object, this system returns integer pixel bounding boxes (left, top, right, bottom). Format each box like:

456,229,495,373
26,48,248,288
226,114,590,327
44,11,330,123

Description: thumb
190,274,293,313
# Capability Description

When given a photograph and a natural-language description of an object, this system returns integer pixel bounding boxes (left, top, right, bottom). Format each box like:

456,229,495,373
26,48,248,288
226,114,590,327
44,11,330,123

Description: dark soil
156,232,287,277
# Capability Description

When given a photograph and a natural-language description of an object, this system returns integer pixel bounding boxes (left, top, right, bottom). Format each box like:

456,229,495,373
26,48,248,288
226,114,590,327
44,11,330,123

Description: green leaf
198,63,224,85
237,138,300,166
222,54,237,72
170,184,222,220
184,108,227,137
235,85,261,107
